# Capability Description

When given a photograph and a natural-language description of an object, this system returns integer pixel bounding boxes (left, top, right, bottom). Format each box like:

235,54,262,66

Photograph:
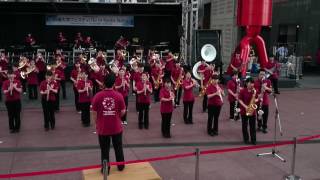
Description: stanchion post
284,137,301,180
195,148,200,180
103,160,108,180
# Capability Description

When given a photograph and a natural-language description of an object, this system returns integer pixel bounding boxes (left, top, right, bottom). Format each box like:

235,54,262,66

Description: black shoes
262,129,268,134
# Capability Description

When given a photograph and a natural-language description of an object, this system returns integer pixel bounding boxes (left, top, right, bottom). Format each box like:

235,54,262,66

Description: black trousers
41,99,55,129
270,78,279,93
73,86,80,111
174,87,182,105
55,89,60,111
121,96,128,122
153,88,160,102
257,105,269,130
138,103,149,129
98,133,125,169
183,101,194,124
241,115,256,143
37,71,46,84
202,95,208,112
161,113,172,137
229,101,240,120
80,102,91,125
5,100,21,131
93,83,101,95
28,84,38,99
21,78,27,93
207,105,222,134
60,80,66,99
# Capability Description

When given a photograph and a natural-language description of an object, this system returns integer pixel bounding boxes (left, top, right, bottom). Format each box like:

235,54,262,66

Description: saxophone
199,79,212,97
246,89,258,116
174,70,183,91
154,75,162,89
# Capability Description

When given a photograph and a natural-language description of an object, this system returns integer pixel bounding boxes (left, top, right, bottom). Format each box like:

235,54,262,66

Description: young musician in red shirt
206,74,224,136
35,53,46,83
2,69,22,133
40,71,58,131
96,50,106,66
159,79,175,138
171,61,184,107
91,73,126,174
182,71,197,124
0,53,9,102
165,52,175,77
56,55,67,99
51,66,63,111
226,52,243,77
26,60,39,100
115,49,125,69
115,68,130,125
70,61,82,112
254,69,272,133
265,56,280,94
239,77,257,145
227,71,241,121
136,73,153,129
202,64,215,112
132,63,144,112
151,62,163,103
77,72,93,127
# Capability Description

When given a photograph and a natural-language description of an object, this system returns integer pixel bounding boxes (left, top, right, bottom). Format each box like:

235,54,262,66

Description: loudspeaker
193,30,221,65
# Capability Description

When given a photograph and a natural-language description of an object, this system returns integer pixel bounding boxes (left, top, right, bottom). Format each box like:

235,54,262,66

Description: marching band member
136,73,153,129
226,51,243,78
0,52,9,101
182,71,197,124
132,63,144,112
202,64,215,112
151,62,163,102
2,69,22,133
171,61,184,107
83,36,94,48
77,72,93,127
115,68,130,125
56,55,67,99
254,69,272,133
70,61,83,112
206,74,224,136
96,50,106,66
165,52,175,77
159,79,175,138
57,32,67,48
19,56,29,94
25,33,36,47
52,66,63,111
238,77,257,145
91,64,107,95
40,71,58,131
26,60,39,100
227,71,241,121
55,49,66,62
265,56,280,94
35,52,46,83
115,49,125,69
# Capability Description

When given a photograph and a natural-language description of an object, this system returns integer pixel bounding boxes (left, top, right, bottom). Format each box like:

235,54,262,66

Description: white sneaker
122,121,128,125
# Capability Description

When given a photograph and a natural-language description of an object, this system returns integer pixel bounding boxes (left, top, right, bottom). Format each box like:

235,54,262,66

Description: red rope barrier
0,134,319,178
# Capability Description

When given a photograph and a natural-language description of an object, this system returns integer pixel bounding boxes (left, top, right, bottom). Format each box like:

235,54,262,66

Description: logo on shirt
102,97,116,116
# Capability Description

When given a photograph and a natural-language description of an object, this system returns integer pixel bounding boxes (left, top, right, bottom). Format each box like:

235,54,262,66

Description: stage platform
82,162,162,180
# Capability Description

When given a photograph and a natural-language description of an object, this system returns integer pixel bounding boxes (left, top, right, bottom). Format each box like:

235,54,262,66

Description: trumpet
216,84,224,102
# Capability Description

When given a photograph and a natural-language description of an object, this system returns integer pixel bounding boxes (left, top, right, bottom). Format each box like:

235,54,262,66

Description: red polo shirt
2,80,21,102
203,69,213,86
254,79,272,106
115,76,129,97
136,81,152,104
227,56,242,75
40,80,59,101
91,89,126,135
77,80,93,103
159,87,174,113
27,71,38,85
227,79,237,102
206,84,223,106
182,79,195,102
35,60,46,72
239,88,257,116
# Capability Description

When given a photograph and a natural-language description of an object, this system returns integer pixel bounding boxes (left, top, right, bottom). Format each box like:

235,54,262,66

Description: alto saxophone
174,72,183,91
246,89,258,116
199,79,212,97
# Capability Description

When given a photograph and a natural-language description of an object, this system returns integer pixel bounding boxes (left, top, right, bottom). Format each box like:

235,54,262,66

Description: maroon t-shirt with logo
91,89,126,135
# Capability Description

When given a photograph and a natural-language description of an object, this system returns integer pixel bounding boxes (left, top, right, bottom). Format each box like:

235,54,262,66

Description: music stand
257,92,286,162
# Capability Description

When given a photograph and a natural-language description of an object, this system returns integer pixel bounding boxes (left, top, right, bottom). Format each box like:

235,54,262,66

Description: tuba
88,58,100,72
192,61,202,80
246,89,258,116
201,44,217,62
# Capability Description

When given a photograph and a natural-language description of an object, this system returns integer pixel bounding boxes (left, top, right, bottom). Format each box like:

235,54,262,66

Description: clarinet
257,78,265,120
234,78,241,120
46,83,50,101
85,79,89,97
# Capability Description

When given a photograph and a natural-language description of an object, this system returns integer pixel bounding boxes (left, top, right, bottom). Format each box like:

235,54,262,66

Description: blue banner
46,15,134,27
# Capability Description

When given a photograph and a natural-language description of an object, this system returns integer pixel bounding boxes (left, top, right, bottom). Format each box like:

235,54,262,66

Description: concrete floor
0,77,320,180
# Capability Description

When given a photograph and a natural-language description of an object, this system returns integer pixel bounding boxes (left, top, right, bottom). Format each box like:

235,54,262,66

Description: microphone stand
257,92,286,162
